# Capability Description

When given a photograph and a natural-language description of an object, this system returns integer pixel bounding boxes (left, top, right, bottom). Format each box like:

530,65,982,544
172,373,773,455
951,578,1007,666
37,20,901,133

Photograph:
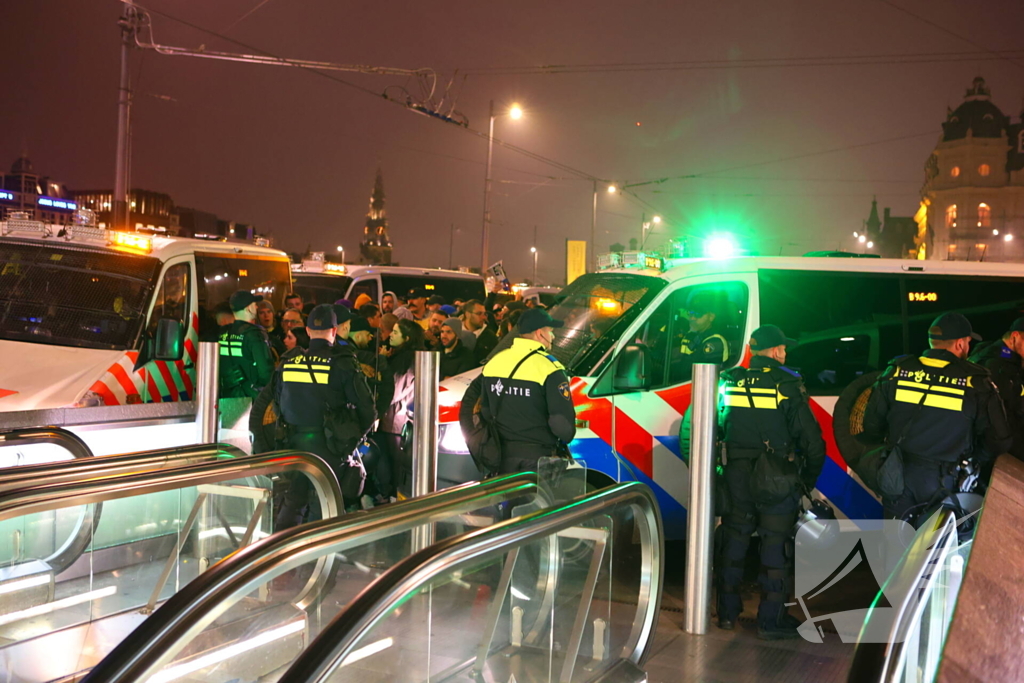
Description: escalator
0,448,341,683
84,479,663,683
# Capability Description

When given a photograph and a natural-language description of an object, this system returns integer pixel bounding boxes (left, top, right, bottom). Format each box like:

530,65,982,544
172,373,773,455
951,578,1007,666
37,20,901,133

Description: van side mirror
613,343,652,392
154,318,184,361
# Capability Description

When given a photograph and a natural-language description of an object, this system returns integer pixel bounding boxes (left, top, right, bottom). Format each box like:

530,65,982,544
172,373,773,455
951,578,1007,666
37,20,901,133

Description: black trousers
498,442,557,475
276,428,332,529
717,458,799,627
884,457,957,526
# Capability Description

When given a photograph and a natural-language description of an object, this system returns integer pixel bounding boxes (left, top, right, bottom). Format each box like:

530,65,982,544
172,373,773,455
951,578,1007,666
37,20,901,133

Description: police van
292,257,485,307
0,216,291,411
436,252,1024,536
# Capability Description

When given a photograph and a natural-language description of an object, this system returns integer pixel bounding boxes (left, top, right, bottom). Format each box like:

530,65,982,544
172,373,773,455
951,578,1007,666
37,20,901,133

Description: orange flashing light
110,231,152,253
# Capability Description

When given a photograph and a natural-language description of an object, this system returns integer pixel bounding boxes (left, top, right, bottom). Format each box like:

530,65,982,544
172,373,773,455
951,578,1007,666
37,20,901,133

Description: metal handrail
284,481,663,683
0,427,94,461
846,508,960,682
0,450,342,523
0,443,244,493
81,472,541,683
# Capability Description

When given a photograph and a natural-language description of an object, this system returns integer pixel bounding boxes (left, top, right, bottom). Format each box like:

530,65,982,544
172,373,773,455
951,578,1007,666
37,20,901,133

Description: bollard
684,363,718,635
411,350,440,551
196,342,220,444
411,350,440,498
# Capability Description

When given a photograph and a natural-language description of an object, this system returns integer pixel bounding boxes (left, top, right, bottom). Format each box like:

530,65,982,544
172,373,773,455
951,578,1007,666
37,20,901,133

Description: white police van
436,252,1024,537
0,216,291,412
292,257,485,307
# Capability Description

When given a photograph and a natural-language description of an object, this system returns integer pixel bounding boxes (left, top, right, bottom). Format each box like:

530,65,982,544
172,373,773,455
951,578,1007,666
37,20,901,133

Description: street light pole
337,245,344,264
531,246,538,284
113,5,137,231
480,99,495,275
590,180,597,272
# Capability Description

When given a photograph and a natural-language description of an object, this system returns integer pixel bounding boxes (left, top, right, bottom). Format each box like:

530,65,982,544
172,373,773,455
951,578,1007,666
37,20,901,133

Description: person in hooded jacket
377,318,425,497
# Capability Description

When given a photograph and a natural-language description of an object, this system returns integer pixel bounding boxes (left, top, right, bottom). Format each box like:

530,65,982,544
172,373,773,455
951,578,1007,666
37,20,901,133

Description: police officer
218,291,274,399
680,290,728,364
863,312,1011,523
480,308,576,474
274,304,377,527
968,316,1024,461
716,324,825,640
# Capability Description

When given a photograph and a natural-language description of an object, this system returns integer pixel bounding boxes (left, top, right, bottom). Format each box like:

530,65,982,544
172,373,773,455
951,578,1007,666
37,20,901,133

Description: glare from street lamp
530,246,537,253
1006,234,1014,242
336,245,343,251
867,241,874,249
652,215,662,224
607,184,617,194
853,231,859,237
858,235,866,244
509,103,523,120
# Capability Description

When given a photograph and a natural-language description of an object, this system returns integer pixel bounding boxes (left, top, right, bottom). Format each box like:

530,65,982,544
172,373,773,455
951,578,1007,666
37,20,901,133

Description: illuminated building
359,168,394,265
0,156,77,225
920,77,1024,260
72,188,174,232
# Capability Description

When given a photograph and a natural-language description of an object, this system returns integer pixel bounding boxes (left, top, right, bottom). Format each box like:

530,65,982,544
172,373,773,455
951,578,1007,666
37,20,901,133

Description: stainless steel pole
196,342,220,444
685,362,719,634
480,100,495,275
590,180,597,272
412,350,439,498
113,6,135,231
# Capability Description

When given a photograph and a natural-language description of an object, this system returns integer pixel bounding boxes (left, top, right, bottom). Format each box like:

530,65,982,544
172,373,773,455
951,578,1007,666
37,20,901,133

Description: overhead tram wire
461,48,1024,76
130,2,605,184
875,0,1024,72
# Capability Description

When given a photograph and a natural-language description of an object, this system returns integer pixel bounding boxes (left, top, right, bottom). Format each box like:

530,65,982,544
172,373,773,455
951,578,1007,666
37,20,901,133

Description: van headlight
438,423,470,454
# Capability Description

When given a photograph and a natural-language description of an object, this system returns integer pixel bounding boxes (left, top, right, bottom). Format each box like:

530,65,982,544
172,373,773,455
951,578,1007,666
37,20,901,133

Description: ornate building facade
359,168,394,265
920,77,1024,260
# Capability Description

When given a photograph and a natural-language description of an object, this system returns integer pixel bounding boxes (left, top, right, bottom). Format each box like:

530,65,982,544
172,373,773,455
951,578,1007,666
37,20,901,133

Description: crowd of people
211,284,552,522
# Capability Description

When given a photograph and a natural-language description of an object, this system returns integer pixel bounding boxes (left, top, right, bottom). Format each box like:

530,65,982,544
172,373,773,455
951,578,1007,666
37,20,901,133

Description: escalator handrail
0,427,94,461
0,443,245,493
846,508,960,682
283,481,663,683
81,472,541,683
0,450,343,523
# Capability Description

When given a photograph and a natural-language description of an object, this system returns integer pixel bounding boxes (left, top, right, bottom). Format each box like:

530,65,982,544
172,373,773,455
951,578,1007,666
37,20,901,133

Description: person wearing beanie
217,290,274,400
353,293,374,310
439,317,477,379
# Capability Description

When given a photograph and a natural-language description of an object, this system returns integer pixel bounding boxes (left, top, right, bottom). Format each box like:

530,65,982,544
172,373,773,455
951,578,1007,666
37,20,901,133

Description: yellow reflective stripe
724,387,747,393
747,387,777,394
752,396,778,409
895,388,924,404
930,385,965,395
924,394,963,411
918,356,950,368
282,371,329,384
897,380,929,390
724,395,751,408
308,365,331,371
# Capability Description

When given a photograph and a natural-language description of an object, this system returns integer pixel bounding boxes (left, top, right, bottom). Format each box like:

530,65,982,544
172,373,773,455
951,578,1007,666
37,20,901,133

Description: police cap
228,290,262,312
307,304,337,330
332,304,354,325
427,294,446,306
519,308,565,334
749,324,797,351
928,312,981,341
1008,316,1024,334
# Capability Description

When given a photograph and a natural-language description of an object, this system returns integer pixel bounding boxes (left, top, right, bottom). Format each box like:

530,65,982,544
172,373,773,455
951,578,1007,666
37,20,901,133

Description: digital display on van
908,292,939,302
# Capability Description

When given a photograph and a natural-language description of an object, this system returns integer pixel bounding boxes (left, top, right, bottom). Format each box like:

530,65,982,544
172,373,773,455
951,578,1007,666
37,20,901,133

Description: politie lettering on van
0,217,291,411
436,253,1024,538
292,256,485,307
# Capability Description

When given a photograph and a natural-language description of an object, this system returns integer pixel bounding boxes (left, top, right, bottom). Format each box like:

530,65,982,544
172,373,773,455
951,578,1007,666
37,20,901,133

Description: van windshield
549,272,666,375
0,240,159,350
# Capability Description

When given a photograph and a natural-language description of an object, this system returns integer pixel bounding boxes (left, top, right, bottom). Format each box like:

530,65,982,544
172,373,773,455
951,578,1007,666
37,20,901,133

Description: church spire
359,167,393,265
866,197,881,235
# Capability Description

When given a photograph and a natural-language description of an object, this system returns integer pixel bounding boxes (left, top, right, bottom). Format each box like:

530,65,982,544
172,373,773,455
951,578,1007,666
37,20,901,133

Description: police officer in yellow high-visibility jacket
717,324,825,640
863,312,1011,523
481,308,576,474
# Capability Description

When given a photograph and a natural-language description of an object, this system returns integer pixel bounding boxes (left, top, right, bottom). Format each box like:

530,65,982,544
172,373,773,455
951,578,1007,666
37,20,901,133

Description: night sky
4,1,1024,282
